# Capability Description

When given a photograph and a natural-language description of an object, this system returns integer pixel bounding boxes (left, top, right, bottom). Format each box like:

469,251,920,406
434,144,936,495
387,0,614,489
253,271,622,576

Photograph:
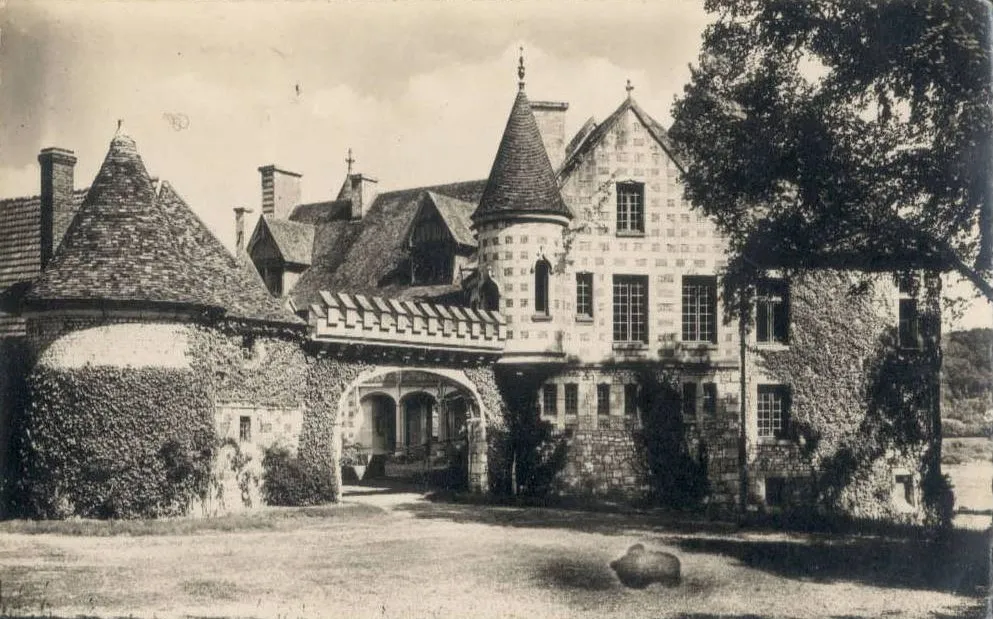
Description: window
624,384,639,416
765,477,787,507
262,265,283,297
542,384,557,417
702,382,718,416
576,272,594,318
597,383,611,416
564,384,579,416
757,385,791,439
899,299,920,349
682,275,717,344
756,279,789,344
897,274,921,350
534,259,551,316
613,275,649,343
682,382,697,419
476,279,500,312
239,416,252,443
616,182,645,234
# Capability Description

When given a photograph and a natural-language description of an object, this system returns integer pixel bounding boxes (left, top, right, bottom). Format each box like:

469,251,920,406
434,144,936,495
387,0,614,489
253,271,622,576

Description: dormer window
616,181,645,235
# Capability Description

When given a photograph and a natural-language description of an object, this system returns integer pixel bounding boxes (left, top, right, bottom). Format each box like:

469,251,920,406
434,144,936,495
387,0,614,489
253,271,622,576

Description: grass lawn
0,489,987,619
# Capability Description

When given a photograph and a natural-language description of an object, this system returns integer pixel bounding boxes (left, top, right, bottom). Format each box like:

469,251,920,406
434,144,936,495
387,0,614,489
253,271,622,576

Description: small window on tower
239,416,252,443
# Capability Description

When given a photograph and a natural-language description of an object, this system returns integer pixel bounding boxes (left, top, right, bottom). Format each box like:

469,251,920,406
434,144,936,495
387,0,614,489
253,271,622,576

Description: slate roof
25,131,302,327
424,191,477,248
287,179,486,308
473,87,571,223
261,216,315,265
289,199,351,225
0,189,89,336
558,95,683,181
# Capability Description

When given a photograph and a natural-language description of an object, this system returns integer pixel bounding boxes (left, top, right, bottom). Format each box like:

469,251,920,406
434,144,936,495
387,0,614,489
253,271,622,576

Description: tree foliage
669,0,993,301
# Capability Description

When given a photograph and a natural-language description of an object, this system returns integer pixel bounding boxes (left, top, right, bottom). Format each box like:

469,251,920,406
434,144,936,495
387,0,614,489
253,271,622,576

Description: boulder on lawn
609,543,681,588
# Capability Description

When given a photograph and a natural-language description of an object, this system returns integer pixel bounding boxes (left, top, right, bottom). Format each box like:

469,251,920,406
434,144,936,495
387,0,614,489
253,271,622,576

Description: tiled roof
558,95,683,181
425,191,476,248
473,88,571,223
262,216,315,265
289,199,351,225
25,132,302,327
288,180,486,307
0,189,88,337
155,183,302,325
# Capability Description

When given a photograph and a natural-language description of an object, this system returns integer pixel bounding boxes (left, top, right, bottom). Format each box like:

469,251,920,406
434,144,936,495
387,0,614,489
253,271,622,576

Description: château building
0,56,944,523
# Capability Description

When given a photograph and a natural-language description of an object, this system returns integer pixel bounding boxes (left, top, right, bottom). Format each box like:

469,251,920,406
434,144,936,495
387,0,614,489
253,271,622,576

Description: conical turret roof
26,129,302,327
473,86,571,223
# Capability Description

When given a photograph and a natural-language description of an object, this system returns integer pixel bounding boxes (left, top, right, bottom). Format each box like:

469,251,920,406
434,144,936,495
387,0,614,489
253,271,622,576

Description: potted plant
341,439,370,481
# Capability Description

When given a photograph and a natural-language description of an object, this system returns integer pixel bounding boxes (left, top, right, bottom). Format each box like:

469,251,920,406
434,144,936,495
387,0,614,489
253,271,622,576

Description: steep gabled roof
423,191,477,248
260,216,315,265
473,87,570,223
287,179,486,307
25,131,302,327
558,95,683,181
155,183,302,325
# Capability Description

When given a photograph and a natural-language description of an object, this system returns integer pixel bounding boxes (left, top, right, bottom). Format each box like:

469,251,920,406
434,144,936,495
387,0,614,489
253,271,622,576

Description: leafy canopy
669,0,993,301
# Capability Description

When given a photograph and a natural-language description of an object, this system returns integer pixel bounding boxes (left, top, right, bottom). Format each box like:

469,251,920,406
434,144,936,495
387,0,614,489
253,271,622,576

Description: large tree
669,0,993,302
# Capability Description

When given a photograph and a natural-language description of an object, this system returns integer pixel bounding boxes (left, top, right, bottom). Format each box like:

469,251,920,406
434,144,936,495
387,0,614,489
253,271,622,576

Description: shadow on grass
396,495,738,536
660,526,990,596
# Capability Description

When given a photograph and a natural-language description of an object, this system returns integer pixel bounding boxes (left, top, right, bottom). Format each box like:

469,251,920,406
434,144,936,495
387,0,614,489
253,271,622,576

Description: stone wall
553,426,647,498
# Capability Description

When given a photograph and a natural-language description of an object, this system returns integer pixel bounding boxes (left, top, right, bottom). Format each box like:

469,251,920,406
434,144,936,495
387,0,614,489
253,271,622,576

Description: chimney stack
233,207,253,252
530,101,569,171
258,165,301,220
339,174,379,220
38,147,77,267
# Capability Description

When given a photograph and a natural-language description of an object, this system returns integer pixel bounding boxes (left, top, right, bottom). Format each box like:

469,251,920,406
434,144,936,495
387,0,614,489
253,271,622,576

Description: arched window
480,279,500,312
534,258,551,315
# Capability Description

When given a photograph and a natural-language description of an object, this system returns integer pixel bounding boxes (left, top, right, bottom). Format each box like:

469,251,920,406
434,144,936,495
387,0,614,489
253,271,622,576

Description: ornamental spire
518,46,526,90
626,79,634,98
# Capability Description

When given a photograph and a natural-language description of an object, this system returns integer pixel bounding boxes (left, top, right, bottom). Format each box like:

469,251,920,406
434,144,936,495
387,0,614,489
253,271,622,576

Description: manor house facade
0,58,944,522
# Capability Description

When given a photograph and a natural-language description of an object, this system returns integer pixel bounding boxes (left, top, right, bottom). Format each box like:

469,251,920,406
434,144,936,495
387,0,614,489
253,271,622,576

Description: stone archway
336,366,489,492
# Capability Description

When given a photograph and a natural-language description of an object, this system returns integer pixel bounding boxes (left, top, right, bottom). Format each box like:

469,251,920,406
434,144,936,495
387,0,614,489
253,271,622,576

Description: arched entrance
338,368,487,491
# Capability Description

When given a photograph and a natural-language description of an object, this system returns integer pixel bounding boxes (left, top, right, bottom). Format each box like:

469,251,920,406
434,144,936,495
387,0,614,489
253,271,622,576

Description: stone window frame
681,275,718,345
615,181,645,236
564,383,579,416
757,384,792,440
239,415,252,443
612,274,649,345
596,383,611,416
756,278,790,345
575,272,594,321
541,384,558,417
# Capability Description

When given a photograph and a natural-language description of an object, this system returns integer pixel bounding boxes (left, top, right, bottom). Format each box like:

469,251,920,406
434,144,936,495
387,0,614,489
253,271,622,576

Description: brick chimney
258,165,301,220
233,207,253,252
336,173,379,220
38,147,77,267
530,101,569,171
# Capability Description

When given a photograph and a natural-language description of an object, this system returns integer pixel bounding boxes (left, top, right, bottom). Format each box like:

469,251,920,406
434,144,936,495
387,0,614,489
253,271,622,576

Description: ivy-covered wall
16,364,215,518
751,270,945,524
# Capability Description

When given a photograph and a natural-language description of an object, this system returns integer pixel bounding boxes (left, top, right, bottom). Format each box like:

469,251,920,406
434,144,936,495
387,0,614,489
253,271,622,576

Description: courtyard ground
0,475,988,619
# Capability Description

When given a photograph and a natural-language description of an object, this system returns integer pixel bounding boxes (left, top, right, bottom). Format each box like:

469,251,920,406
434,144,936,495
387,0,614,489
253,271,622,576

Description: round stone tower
471,51,573,363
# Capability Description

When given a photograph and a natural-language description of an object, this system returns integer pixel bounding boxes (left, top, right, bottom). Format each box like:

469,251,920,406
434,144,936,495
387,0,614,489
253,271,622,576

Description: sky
1,0,989,330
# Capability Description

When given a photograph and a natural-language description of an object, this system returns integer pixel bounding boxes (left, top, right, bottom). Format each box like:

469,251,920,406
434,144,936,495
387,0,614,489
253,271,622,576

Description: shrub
14,365,215,519
261,446,335,506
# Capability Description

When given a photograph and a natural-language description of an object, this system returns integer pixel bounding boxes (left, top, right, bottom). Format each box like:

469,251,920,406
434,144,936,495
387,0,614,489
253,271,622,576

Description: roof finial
116,119,125,135
626,79,634,98
346,148,355,175
518,46,526,90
